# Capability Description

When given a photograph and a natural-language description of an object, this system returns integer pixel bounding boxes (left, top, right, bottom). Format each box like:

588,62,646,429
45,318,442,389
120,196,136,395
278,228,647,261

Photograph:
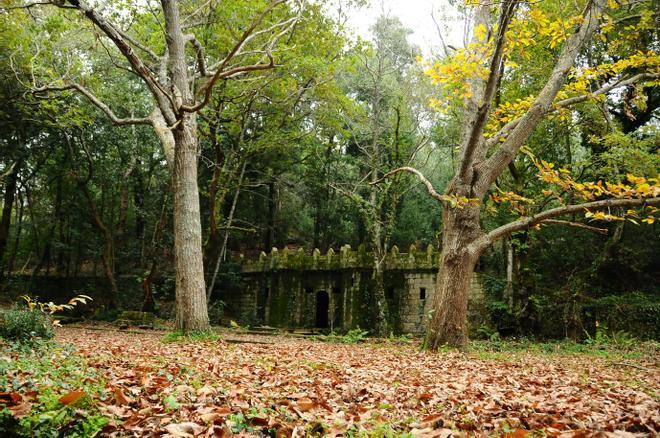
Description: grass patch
466,338,657,361
314,327,370,344
161,330,221,343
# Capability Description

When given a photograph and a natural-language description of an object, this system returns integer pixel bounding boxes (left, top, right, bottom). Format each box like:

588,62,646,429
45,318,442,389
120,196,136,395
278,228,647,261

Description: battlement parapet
239,244,439,273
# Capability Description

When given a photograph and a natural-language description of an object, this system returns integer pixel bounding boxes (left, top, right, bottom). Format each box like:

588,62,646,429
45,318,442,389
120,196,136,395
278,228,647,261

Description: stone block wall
214,245,484,334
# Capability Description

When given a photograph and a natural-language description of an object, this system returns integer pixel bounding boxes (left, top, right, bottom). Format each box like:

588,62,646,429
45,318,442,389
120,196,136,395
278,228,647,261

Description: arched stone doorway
315,290,329,328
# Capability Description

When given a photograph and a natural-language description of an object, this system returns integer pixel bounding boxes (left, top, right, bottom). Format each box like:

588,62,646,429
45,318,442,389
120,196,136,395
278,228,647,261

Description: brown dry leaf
9,401,32,418
0,392,22,405
58,390,85,405
114,387,133,406
295,397,316,412
503,430,532,438
164,421,206,437
249,416,269,426
196,384,216,398
49,327,660,437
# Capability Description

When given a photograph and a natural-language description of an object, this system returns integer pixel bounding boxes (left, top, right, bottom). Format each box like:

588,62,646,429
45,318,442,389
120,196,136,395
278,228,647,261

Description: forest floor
4,325,659,437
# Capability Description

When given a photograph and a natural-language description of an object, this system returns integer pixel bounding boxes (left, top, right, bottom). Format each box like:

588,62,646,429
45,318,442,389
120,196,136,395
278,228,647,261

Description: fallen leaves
29,327,657,436
58,390,86,405
0,391,32,418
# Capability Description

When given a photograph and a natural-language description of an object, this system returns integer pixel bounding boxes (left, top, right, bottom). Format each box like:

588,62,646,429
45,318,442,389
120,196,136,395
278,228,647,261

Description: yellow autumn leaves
531,157,659,224
421,2,659,124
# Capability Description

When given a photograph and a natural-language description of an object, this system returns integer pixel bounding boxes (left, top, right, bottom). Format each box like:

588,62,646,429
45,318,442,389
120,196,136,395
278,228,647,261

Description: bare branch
33,83,152,126
371,167,445,203
115,26,160,61
483,71,659,150
458,0,518,182
477,0,607,193
540,219,608,235
0,1,75,11
555,72,660,108
183,54,275,112
186,34,208,77
183,0,296,113
430,8,451,57
478,196,660,250
60,0,175,124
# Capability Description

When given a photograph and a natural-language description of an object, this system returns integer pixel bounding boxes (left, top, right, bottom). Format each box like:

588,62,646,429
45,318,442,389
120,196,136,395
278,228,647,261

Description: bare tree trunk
172,114,209,331
162,0,210,332
370,171,388,337
142,195,168,313
264,179,276,251
7,191,24,276
426,206,481,349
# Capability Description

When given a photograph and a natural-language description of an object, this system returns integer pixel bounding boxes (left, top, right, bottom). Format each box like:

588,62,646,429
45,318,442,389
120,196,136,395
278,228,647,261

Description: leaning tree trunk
172,113,210,332
426,205,482,349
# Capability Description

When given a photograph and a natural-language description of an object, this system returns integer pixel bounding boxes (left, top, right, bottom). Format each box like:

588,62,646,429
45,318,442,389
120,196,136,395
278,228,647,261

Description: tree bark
171,113,209,331
162,0,210,332
426,205,481,349
0,158,21,280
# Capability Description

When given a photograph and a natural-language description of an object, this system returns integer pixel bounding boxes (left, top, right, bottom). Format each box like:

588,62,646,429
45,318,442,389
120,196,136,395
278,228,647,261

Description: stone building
217,245,485,334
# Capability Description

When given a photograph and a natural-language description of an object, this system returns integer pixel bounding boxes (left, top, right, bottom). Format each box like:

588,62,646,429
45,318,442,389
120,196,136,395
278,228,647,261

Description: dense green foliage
0,0,657,340
0,308,54,342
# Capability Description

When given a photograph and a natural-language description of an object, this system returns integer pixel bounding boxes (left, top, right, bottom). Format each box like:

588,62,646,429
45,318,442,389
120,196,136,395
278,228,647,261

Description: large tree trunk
426,206,481,349
172,113,210,332
162,0,210,333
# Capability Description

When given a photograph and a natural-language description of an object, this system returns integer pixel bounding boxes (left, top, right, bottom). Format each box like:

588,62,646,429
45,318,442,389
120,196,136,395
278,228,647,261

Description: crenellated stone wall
215,245,485,334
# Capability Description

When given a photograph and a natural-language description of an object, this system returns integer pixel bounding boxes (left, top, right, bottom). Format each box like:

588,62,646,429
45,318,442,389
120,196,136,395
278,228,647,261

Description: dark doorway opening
316,290,329,328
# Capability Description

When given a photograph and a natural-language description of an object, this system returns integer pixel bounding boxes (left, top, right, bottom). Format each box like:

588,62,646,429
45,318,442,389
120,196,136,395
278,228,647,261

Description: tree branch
554,72,660,108
483,72,659,151
458,0,517,182
371,167,445,203
477,0,607,193
0,1,75,11
33,83,152,126
0,162,17,183
540,219,608,235
182,0,288,113
186,34,207,77
115,26,160,61
478,196,660,250
60,0,175,124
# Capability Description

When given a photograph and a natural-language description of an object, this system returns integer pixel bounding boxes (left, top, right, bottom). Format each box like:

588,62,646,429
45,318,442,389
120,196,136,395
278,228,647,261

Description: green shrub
316,327,369,344
0,309,54,342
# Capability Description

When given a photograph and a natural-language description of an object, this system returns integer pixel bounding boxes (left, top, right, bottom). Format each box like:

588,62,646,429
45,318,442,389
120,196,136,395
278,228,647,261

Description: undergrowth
314,327,370,344
161,330,221,343
0,339,109,437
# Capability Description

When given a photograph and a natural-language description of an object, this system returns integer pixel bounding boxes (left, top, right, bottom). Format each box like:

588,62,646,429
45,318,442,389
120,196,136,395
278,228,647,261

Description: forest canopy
0,0,658,346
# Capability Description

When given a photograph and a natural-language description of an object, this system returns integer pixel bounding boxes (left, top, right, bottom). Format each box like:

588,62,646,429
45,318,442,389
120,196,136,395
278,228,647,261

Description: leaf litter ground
49,327,660,436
